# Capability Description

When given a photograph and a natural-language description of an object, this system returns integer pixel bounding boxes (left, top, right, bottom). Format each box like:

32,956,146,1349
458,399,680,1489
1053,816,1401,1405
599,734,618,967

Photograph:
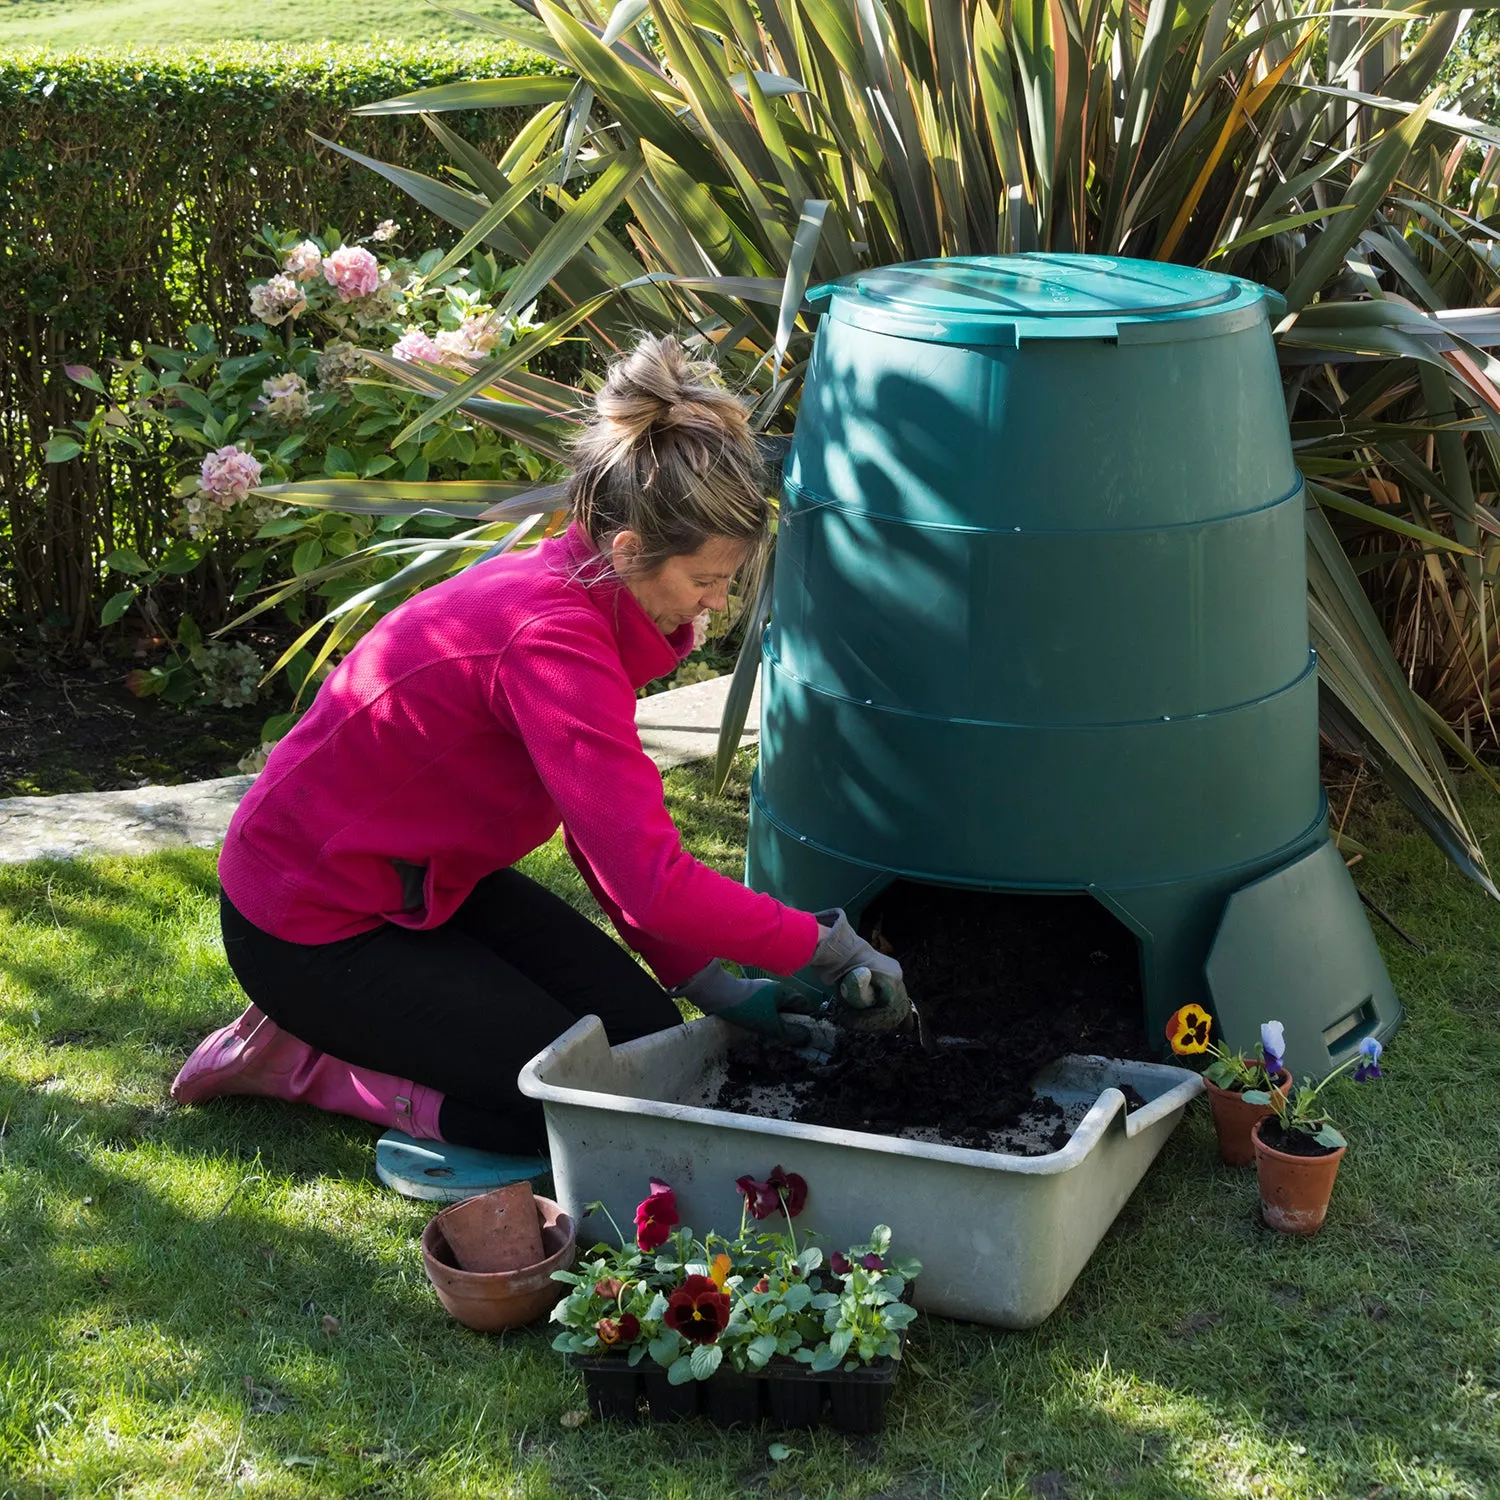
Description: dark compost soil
1257,1120,1343,1158
0,648,277,798
0,634,728,800
713,882,1154,1151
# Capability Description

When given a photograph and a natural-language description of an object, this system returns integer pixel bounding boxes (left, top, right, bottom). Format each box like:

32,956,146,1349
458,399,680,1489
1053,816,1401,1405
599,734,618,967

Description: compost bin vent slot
1321,998,1377,1052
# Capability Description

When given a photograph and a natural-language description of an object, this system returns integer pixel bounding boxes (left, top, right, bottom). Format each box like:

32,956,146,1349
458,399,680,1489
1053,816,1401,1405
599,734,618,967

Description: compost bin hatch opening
857,881,1149,1056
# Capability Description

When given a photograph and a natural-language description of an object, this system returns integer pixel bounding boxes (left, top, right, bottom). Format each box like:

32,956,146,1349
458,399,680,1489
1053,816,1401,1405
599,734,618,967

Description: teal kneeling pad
375,1130,550,1202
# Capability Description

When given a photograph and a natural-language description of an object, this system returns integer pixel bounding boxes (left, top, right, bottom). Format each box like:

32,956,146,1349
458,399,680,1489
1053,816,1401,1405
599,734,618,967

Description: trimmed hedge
0,43,549,638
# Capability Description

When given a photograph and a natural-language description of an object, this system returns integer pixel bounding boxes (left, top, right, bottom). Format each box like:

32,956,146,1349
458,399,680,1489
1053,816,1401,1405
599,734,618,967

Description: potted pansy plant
1165,1004,1293,1166
1248,1036,1385,1235
549,1167,920,1431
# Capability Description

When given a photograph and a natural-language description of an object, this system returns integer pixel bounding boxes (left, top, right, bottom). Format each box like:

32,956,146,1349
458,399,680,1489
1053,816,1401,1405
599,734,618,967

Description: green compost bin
746,254,1401,1075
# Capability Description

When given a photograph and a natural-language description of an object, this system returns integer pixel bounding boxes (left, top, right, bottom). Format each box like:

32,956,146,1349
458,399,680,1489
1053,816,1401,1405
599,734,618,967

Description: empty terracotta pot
436,1180,546,1273
422,1194,575,1331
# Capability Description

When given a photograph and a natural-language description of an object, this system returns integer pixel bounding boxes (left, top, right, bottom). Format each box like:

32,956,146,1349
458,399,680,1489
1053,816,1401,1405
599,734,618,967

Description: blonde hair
568,334,769,577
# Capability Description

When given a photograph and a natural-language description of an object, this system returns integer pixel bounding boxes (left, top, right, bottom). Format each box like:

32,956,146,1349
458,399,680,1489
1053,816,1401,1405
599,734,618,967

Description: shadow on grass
0,1061,594,1494
1,771,1498,1496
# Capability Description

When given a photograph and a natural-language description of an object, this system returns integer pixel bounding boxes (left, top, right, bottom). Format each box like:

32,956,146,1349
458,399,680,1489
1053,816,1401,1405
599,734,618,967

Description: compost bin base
713,883,1152,1152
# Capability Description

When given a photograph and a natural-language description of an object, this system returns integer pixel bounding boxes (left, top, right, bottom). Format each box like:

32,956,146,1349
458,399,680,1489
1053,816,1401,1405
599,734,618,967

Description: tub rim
518,1015,1203,1179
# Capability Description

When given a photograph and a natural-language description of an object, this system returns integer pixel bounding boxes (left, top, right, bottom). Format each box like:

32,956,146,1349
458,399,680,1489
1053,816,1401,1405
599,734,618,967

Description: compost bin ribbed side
748,256,1403,1070
756,262,1316,888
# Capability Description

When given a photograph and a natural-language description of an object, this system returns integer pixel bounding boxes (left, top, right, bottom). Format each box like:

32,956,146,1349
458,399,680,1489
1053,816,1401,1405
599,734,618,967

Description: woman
172,334,907,1155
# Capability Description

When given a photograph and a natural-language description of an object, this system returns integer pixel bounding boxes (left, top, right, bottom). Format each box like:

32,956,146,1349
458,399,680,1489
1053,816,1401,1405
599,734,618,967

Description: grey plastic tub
518,1017,1202,1328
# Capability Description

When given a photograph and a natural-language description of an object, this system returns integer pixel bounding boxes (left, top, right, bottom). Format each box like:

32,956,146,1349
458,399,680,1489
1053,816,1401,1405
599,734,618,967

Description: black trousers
220,868,683,1153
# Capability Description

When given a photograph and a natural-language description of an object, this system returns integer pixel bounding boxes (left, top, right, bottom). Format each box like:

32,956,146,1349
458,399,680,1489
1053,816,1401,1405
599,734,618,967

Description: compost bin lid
808,254,1278,347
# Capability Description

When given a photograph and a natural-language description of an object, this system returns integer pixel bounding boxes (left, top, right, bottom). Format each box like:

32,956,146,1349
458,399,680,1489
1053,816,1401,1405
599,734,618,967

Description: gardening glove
807,910,913,1035
676,961,833,1056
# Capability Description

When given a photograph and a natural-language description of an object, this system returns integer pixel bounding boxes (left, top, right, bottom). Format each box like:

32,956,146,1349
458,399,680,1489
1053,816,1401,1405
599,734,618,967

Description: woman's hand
676,960,829,1050
808,910,912,1034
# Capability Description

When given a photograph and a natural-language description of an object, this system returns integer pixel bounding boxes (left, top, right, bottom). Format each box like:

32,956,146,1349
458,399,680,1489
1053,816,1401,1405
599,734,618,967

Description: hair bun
590,334,750,461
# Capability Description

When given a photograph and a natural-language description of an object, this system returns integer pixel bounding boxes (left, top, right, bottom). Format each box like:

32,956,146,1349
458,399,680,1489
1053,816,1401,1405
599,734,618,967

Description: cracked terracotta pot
422,1193,574,1331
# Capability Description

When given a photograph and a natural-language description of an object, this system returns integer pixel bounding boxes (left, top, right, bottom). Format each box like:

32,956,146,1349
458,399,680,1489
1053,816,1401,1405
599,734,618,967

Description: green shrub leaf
99,589,137,627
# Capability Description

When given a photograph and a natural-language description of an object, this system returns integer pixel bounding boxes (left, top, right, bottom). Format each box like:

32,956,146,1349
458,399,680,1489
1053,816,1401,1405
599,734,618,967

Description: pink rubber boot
170,1004,445,1140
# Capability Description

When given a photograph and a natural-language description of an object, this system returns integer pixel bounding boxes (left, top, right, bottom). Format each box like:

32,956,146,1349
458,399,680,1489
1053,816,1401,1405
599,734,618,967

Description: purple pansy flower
1260,1020,1286,1076
1353,1035,1383,1082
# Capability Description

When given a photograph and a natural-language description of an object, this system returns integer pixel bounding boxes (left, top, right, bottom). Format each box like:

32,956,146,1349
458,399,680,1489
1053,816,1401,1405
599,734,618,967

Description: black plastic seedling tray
570,1353,900,1433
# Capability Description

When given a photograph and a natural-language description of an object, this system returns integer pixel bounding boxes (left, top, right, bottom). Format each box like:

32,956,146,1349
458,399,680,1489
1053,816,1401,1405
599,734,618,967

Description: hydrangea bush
49,221,550,720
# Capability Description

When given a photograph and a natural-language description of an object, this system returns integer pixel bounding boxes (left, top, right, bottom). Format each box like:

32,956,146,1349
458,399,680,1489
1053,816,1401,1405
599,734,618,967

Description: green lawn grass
0,0,538,49
2,753,1498,1499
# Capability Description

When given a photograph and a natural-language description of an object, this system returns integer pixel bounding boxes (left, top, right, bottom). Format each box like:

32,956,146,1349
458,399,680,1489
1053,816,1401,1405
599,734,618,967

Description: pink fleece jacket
218,524,820,986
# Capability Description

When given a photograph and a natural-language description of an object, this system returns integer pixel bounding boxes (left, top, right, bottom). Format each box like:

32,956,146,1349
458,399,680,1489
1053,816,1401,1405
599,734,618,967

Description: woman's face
611,532,752,635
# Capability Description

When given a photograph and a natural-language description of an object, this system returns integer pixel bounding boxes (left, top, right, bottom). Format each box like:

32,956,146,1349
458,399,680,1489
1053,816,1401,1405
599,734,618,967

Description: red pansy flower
830,1251,852,1276
735,1174,780,1220
634,1178,678,1252
596,1313,640,1346
767,1165,808,1217
736,1165,809,1221
663,1274,732,1344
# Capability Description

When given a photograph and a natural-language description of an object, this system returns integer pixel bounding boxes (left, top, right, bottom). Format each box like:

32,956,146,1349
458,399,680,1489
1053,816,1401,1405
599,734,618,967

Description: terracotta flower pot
435,1180,546,1273
422,1194,575,1331
1204,1070,1292,1167
1252,1117,1345,1235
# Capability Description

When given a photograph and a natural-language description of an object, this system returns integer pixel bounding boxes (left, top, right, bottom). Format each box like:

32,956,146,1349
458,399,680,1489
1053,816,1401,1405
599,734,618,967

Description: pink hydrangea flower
322,245,381,302
259,372,312,423
282,240,323,282
391,327,443,363
248,274,306,327
691,612,710,650
370,219,399,242
199,445,263,507
433,328,476,364
459,313,503,356
316,341,365,391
